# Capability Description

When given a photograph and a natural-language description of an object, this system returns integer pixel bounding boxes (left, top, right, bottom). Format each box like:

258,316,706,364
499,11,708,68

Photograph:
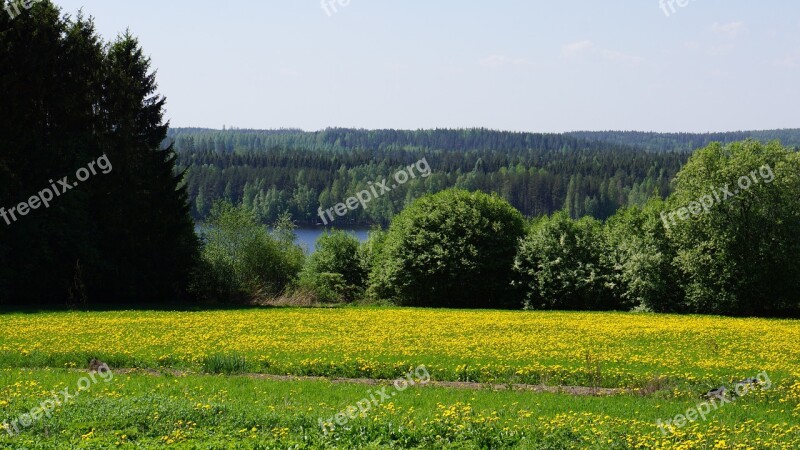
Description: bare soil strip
107,368,628,396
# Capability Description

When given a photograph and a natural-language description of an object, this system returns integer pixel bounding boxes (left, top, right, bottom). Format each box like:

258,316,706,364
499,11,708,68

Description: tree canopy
0,1,198,307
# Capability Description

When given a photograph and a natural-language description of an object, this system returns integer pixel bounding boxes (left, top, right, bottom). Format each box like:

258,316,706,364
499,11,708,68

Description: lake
195,224,370,253
294,227,370,253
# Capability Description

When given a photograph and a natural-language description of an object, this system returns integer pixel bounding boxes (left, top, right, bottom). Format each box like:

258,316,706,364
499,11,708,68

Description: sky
53,0,800,133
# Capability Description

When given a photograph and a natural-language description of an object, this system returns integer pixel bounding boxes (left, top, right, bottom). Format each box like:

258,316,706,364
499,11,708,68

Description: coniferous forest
172,127,800,225
0,5,198,307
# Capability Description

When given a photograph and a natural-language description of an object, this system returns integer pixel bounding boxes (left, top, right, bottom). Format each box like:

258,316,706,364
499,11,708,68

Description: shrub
514,212,619,311
192,201,304,303
299,230,366,302
358,227,387,277
665,140,800,316
369,189,526,309
605,198,686,313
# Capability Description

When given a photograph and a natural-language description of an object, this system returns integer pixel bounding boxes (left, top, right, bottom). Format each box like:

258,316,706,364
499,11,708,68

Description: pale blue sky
54,0,800,132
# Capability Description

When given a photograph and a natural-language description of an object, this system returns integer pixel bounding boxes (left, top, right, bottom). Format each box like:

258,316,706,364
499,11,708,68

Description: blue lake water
195,224,370,253
294,227,370,253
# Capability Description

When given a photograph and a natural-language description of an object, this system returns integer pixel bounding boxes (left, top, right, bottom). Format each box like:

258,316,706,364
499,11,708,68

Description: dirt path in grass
111,368,628,396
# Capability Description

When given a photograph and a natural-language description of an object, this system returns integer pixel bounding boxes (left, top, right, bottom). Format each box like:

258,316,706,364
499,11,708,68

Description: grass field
0,308,798,448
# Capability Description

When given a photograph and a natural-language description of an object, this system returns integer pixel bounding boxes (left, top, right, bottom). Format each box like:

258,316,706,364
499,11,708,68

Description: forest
2,2,799,449
172,128,800,225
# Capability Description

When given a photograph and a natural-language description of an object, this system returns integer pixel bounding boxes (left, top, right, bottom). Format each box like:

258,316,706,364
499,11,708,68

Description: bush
514,212,620,311
605,198,686,313
665,140,800,316
358,227,387,277
369,189,526,309
192,201,304,303
298,230,366,302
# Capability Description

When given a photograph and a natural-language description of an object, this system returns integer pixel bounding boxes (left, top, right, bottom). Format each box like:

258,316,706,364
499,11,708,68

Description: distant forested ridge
568,129,800,153
171,128,800,226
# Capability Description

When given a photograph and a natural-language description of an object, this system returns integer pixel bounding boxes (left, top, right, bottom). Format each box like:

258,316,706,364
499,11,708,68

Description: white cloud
707,44,735,57
683,41,700,50
775,54,800,68
561,40,643,66
479,55,532,67
601,49,644,65
561,40,595,58
712,21,746,38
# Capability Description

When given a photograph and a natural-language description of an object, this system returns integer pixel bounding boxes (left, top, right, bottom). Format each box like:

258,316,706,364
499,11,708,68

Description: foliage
514,212,620,311
357,227,387,277
605,198,685,313
171,127,687,225
570,129,800,152
193,201,303,302
298,230,366,302
0,2,198,306
369,189,526,309
665,140,800,316
269,211,306,290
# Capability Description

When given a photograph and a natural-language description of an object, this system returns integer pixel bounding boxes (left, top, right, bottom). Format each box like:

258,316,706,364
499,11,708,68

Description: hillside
170,128,693,224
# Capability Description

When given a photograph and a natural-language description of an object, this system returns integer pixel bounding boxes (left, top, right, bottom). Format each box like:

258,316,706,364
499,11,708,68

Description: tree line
568,129,800,153
172,128,800,226
0,2,197,307
171,128,690,225
205,140,795,317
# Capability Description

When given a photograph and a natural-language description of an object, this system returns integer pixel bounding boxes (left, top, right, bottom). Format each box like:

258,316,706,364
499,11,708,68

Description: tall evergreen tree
0,3,198,307
90,32,198,303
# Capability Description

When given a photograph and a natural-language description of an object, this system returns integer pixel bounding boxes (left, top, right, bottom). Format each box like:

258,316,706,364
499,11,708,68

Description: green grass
201,353,248,375
0,368,795,449
0,308,798,448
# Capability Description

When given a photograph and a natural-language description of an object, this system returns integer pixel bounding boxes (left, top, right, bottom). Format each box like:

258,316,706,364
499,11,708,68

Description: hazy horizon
169,125,800,134
54,0,800,133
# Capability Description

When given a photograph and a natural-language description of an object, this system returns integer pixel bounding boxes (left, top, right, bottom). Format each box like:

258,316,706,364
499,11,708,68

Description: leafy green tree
271,212,307,291
299,231,366,302
665,140,800,316
605,198,685,312
369,189,526,308
358,227,387,278
194,201,303,302
514,212,619,311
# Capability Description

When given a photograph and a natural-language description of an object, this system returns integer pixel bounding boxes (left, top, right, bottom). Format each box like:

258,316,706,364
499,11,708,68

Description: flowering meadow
0,308,798,448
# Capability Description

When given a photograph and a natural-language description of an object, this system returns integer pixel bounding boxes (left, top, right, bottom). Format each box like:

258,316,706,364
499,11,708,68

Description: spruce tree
0,2,198,306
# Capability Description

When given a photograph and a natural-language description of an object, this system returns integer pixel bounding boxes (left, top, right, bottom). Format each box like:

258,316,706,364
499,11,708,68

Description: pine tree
92,32,198,303
0,5,198,306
